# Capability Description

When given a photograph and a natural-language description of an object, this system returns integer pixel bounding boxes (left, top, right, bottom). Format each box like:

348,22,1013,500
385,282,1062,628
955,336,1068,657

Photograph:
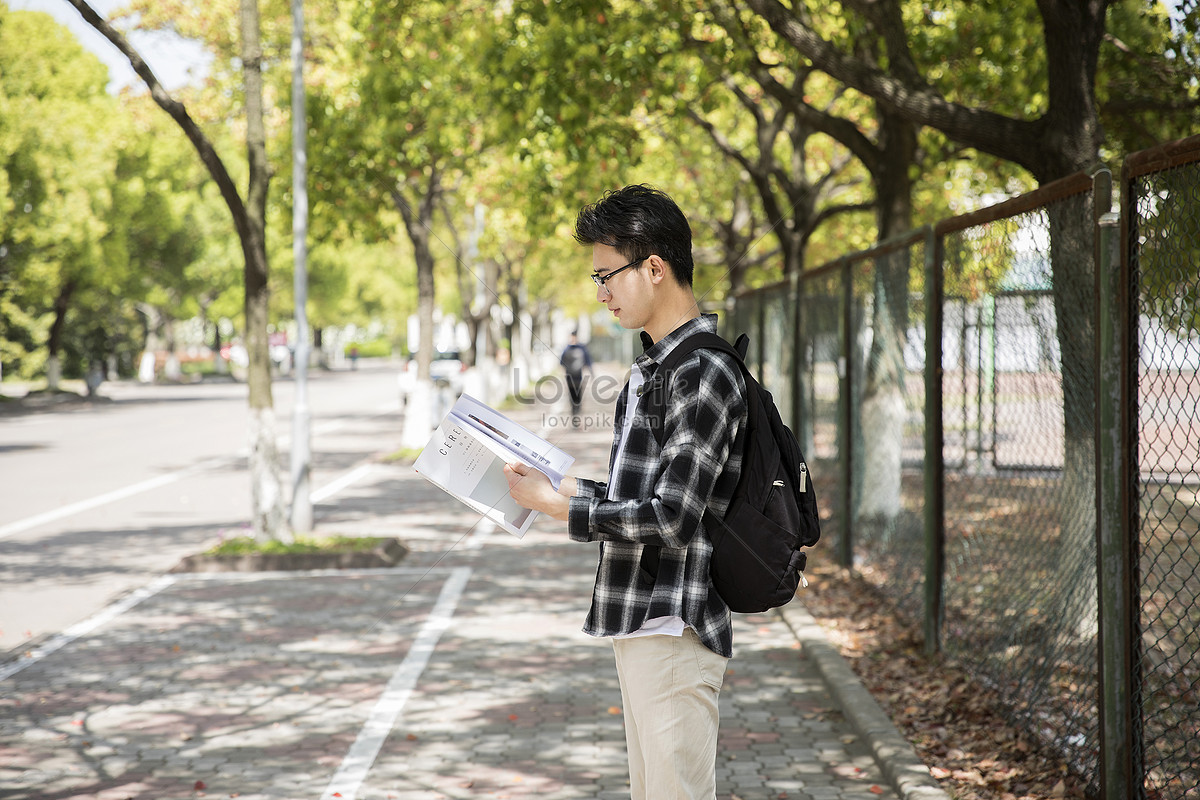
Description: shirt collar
635,313,719,370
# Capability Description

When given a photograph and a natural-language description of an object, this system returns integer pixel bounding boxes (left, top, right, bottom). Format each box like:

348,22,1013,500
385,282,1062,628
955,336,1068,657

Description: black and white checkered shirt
567,314,747,657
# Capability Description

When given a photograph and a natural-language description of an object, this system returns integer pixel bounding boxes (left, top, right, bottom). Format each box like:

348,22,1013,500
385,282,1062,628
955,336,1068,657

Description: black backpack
640,331,821,613
561,345,587,375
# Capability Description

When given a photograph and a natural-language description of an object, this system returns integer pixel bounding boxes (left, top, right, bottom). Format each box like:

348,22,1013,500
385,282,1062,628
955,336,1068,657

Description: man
559,331,594,424
504,184,747,800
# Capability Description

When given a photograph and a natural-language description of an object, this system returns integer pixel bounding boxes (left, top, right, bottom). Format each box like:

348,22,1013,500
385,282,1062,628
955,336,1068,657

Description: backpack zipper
798,463,808,493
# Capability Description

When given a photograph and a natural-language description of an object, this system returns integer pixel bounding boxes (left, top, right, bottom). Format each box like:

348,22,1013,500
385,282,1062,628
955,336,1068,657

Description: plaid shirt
567,314,747,657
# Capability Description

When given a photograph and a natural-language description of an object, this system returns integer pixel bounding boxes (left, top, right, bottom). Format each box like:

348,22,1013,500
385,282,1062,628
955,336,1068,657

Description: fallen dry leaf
800,560,1088,800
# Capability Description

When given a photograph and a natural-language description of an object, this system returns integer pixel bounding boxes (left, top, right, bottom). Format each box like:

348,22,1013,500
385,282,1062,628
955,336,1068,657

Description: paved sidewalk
0,385,947,800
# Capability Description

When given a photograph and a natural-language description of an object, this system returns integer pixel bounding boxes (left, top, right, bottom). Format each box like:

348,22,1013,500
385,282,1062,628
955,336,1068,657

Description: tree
668,6,875,277
742,0,1199,631
106,96,235,380
0,9,124,387
65,0,288,541
441,196,494,369
660,2,934,528
306,0,497,446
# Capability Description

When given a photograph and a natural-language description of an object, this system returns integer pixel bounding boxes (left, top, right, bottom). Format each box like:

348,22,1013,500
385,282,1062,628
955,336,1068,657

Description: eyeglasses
591,257,644,290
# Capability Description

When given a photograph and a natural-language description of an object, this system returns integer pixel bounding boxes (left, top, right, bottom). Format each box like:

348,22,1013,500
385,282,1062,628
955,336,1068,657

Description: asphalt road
0,364,407,656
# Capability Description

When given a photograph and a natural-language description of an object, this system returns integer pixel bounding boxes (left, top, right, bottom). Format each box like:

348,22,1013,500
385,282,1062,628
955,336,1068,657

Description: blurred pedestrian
559,331,593,424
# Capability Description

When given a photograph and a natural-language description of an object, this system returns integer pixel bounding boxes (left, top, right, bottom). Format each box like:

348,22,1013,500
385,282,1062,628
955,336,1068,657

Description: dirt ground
800,559,1091,800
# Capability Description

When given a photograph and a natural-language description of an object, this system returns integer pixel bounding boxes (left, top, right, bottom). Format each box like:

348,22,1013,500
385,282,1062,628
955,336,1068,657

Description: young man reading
504,184,747,800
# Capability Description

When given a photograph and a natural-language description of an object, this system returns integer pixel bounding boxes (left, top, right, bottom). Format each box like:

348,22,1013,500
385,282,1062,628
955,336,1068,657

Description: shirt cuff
575,477,605,498
567,496,595,542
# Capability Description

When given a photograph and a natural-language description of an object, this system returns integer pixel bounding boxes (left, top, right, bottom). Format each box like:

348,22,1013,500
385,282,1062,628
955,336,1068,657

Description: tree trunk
1048,196,1099,636
240,0,287,542
856,110,918,530
392,170,442,449
68,0,288,540
46,278,76,392
209,313,228,375
313,326,326,368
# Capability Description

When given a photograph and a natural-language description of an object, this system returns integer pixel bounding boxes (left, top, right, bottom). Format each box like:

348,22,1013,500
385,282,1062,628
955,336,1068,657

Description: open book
413,394,575,537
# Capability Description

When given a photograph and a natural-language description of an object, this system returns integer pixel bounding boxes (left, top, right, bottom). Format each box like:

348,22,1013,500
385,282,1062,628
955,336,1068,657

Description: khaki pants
611,628,729,800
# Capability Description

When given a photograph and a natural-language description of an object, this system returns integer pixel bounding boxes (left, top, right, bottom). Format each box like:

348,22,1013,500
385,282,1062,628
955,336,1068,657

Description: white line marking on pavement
0,457,228,541
0,401,395,541
319,566,473,800
0,442,377,541
312,463,375,504
463,518,495,549
0,575,178,681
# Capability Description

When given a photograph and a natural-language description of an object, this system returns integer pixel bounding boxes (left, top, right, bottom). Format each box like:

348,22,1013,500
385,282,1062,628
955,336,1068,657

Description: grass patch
205,534,387,557
381,447,423,464
493,394,526,411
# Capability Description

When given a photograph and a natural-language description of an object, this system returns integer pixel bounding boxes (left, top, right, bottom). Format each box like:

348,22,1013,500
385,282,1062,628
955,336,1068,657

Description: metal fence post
755,294,766,383
1096,168,1138,799
838,258,854,569
924,226,945,655
790,271,809,451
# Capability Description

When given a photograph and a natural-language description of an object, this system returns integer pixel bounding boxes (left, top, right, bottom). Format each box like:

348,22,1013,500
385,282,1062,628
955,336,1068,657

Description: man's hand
504,463,574,522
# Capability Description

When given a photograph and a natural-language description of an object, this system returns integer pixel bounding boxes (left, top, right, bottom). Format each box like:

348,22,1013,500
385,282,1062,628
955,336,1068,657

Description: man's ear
646,255,669,285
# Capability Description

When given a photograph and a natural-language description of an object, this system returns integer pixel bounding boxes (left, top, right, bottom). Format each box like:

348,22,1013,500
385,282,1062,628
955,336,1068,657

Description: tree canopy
2,0,1196,388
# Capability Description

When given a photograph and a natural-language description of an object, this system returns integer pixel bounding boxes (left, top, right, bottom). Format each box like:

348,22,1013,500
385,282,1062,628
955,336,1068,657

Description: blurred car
398,350,466,405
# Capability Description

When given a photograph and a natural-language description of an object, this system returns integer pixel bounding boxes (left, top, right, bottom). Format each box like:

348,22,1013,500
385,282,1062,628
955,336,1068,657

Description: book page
413,419,537,537
449,394,574,488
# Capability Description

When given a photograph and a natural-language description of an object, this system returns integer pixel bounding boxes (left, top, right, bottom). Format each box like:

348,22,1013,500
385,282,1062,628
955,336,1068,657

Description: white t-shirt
608,362,686,640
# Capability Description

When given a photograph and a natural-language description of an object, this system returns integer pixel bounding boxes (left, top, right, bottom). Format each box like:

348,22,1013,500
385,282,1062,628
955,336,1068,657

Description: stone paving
0,388,943,800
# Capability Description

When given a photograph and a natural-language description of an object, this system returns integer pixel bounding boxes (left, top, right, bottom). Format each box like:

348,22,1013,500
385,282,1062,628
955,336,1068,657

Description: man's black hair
573,184,694,287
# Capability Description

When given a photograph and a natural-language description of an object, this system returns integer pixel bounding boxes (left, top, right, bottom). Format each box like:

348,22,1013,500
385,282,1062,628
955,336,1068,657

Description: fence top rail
735,173,1096,301
933,171,1094,236
804,226,931,284
1121,133,1200,181
733,226,932,300
730,137,1194,303
731,274,791,301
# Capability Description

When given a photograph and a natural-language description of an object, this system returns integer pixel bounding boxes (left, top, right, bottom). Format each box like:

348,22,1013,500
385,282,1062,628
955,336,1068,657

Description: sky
11,0,1189,96
9,0,211,93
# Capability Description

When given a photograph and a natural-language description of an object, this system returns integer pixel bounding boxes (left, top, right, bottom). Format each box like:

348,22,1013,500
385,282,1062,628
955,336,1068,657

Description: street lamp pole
289,0,313,533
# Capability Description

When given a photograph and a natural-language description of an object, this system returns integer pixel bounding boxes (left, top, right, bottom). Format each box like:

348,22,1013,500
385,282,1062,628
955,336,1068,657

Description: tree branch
749,62,882,174
741,0,1043,170
63,0,248,241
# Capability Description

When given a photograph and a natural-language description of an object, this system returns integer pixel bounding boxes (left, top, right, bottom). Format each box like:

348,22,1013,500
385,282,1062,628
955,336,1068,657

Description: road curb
777,602,952,800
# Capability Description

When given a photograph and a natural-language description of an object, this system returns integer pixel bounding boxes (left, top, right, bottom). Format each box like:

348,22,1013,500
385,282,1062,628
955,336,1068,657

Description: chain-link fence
940,183,1103,782
1124,139,1200,800
844,244,929,625
728,134,1200,798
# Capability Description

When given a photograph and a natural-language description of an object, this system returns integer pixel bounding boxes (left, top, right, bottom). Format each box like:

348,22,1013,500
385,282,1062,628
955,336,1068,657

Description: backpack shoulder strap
655,332,745,375
645,332,751,449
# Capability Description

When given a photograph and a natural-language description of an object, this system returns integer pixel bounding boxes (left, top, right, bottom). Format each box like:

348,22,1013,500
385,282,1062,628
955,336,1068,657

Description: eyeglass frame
591,257,645,290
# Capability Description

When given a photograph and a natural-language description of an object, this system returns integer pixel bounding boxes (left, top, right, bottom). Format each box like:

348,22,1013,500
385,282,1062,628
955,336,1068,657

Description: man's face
592,244,649,331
